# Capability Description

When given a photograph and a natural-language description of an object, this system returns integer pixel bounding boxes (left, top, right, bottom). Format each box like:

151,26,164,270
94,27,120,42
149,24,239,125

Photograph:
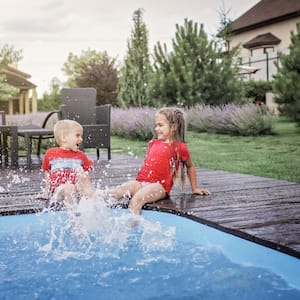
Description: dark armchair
59,88,111,160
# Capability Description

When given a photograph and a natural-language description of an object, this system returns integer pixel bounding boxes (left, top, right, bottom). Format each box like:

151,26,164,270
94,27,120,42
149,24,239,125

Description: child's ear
171,123,177,131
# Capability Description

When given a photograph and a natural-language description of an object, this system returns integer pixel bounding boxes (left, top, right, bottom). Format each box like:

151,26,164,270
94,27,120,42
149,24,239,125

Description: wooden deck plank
0,153,300,259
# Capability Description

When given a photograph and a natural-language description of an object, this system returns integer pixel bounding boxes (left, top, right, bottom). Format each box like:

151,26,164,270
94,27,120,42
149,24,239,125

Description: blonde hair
156,107,187,187
54,119,83,145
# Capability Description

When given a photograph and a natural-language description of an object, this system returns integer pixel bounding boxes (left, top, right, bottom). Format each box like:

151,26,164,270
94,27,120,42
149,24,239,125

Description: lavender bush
186,103,273,136
6,112,58,128
111,107,156,140
6,103,273,147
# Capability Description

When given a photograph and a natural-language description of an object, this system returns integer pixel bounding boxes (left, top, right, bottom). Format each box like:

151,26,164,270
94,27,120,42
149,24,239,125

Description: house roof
2,65,36,90
231,0,300,34
243,32,281,48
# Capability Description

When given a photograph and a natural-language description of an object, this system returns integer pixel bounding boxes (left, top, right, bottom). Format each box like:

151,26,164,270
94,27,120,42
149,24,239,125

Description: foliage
111,106,155,140
75,53,118,106
0,44,23,99
117,9,152,107
62,49,118,105
186,103,273,135
110,104,273,141
273,23,300,125
215,1,233,51
38,77,62,111
149,19,243,106
243,80,273,102
6,111,58,128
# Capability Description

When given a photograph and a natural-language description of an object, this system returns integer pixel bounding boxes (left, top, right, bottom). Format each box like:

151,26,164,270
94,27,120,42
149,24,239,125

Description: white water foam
37,191,176,261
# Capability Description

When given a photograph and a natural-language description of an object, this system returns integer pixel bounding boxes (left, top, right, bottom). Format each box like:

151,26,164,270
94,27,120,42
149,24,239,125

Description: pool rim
1,204,300,260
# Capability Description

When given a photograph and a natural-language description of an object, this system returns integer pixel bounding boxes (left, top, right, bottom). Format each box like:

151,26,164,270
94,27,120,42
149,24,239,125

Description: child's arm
185,158,210,195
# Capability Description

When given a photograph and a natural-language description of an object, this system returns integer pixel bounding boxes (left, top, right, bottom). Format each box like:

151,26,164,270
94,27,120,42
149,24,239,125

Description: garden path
0,153,299,259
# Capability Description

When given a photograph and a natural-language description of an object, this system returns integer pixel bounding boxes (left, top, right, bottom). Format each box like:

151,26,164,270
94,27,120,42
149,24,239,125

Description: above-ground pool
0,199,299,300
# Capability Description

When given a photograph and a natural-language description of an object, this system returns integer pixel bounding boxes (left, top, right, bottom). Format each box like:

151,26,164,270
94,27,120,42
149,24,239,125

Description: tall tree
118,8,152,107
150,19,243,106
62,49,105,87
76,53,118,106
273,24,300,125
0,44,23,99
38,77,61,111
62,49,118,105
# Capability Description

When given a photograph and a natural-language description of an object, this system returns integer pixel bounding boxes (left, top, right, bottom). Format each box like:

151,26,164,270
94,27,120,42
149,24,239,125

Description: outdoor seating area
0,88,111,168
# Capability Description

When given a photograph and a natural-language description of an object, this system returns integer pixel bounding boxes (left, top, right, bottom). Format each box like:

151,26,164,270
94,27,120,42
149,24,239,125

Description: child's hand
192,188,210,196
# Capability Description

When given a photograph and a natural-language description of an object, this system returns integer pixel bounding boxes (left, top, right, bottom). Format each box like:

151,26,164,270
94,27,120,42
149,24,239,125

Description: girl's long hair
156,107,186,187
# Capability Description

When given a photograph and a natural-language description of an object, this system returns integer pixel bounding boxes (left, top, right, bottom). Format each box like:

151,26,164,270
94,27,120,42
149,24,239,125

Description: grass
111,118,300,183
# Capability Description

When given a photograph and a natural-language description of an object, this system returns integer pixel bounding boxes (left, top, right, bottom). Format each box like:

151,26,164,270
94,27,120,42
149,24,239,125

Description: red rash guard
136,139,190,194
41,147,93,193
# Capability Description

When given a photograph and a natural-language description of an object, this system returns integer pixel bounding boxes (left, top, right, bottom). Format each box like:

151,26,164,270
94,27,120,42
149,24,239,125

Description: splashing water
38,193,176,261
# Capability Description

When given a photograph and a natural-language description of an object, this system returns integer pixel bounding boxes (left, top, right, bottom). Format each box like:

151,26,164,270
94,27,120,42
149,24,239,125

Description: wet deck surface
1,153,300,259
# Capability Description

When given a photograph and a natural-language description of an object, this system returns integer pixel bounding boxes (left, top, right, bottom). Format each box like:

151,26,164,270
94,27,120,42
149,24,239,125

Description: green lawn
111,118,300,183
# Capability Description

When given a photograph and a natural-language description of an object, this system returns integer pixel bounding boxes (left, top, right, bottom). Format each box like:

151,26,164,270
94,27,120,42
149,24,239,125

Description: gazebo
0,65,37,114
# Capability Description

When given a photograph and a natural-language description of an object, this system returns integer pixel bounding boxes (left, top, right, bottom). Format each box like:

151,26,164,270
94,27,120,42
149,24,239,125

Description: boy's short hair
54,119,83,145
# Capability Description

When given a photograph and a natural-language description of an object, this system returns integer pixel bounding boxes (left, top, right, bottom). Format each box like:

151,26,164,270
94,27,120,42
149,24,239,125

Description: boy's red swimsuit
41,147,93,193
136,139,190,194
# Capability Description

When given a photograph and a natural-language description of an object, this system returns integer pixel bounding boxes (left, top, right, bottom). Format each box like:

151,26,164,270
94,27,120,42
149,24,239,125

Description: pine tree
273,24,300,125
150,19,243,106
118,8,152,107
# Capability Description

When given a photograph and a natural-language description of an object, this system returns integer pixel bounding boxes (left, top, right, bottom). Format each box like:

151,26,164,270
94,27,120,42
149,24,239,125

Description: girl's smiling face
154,113,173,142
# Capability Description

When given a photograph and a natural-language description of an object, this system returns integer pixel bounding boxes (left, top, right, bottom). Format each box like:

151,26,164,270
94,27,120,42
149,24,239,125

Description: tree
62,49,118,105
0,44,23,99
38,77,61,111
150,19,243,107
273,24,300,125
75,53,118,106
118,8,152,107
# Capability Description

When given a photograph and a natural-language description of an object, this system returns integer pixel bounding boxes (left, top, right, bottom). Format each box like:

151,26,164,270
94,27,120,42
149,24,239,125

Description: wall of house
231,17,300,82
230,17,300,57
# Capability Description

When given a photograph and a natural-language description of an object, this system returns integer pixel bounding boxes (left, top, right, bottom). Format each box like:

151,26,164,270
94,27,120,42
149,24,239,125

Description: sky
0,0,260,96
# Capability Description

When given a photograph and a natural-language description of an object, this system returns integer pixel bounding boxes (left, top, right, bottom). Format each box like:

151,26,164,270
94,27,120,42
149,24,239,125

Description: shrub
111,107,155,140
186,104,273,136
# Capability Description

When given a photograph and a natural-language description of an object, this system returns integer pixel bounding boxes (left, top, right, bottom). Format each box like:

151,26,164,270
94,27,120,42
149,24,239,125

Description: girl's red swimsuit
136,139,190,194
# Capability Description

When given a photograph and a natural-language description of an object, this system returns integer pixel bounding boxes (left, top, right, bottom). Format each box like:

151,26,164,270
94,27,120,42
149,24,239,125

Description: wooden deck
1,153,300,259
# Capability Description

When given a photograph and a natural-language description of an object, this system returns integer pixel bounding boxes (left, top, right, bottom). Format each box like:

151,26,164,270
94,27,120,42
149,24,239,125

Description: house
228,0,300,81
0,64,38,115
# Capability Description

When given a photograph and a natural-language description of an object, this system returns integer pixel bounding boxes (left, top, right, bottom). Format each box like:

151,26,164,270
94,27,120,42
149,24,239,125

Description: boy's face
61,127,83,152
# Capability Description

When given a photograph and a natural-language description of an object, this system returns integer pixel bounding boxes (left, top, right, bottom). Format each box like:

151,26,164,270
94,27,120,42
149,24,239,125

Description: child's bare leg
129,183,166,214
109,180,142,199
54,184,77,204
76,170,96,198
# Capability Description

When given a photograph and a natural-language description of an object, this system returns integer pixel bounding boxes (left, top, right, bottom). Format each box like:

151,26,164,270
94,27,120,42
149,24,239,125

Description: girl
109,107,210,214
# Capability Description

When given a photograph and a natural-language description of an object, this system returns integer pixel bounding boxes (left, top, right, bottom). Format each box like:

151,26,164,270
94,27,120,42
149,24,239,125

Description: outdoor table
17,126,54,168
0,125,18,168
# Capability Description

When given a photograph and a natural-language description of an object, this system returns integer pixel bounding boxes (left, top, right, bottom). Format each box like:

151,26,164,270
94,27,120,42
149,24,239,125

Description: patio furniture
1,87,111,168
0,111,18,168
0,125,18,168
57,88,111,160
0,110,60,168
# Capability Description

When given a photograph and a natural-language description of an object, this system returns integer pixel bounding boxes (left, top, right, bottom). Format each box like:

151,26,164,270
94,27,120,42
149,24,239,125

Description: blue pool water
0,200,299,300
